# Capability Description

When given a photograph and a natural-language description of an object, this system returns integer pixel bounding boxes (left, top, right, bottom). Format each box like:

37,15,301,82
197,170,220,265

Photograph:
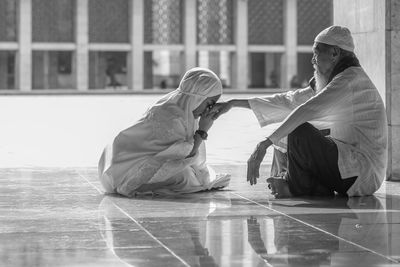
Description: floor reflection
246,196,391,266
98,194,395,266
333,196,390,265
1,169,399,266
98,194,228,266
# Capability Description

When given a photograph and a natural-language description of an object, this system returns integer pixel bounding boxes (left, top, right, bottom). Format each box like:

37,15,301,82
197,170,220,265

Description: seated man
211,26,388,198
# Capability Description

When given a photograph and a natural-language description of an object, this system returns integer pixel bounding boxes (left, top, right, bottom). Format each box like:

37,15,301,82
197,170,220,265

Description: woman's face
192,95,221,119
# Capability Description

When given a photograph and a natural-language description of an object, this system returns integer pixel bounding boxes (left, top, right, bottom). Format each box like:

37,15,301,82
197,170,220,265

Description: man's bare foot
266,177,293,198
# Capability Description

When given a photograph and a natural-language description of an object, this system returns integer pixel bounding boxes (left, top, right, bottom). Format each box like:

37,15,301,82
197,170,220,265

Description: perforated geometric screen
297,0,333,45
197,0,233,45
248,0,283,45
0,0,17,42
32,0,75,42
89,0,129,43
144,0,183,44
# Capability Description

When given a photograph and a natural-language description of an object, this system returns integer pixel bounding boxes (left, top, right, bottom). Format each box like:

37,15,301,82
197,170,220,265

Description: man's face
311,43,336,76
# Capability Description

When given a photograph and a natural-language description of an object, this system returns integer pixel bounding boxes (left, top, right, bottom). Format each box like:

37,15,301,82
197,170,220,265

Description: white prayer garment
249,67,387,196
98,68,230,197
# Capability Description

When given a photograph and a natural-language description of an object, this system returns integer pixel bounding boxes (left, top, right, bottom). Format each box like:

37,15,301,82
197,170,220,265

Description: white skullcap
314,25,355,52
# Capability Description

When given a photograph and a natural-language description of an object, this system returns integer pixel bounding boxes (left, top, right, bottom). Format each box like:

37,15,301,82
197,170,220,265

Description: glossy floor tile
1,166,400,266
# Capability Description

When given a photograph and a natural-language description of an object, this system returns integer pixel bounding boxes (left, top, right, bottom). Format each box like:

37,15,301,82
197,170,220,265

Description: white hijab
149,67,222,138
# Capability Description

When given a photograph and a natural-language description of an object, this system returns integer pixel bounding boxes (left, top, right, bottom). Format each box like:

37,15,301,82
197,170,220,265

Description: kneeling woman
98,68,230,197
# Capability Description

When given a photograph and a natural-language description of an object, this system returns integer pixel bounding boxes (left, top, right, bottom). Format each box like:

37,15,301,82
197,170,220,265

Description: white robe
99,103,230,198
99,68,231,197
249,67,388,196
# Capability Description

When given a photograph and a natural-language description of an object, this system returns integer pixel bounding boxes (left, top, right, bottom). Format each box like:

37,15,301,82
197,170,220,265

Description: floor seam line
111,202,191,267
77,172,103,194
232,192,399,264
77,171,190,267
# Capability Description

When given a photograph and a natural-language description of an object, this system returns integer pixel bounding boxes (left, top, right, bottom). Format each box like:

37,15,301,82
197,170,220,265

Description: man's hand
247,139,272,185
209,101,232,120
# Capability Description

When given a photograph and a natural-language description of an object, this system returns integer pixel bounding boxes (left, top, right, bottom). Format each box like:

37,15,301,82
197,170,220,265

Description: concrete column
76,0,89,91
208,51,220,74
43,51,49,89
334,0,397,180
49,52,59,89
184,0,196,71
18,0,32,91
129,0,144,90
387,0,400,255
386,0,400,181
234,0,248,90
283,0,297,89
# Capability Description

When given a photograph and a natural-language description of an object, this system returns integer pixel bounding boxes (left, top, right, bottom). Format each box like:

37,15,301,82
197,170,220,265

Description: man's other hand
247,139,272,185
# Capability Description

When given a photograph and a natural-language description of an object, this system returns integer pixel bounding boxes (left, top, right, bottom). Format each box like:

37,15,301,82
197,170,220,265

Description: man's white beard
314,70,329,92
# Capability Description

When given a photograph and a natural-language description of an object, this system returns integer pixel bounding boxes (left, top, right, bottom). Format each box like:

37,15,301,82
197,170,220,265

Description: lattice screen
197,0,233,45
144,0,183,44
32,0,75,42
297,0,333,45
248,0,283,45
89,0,129,43
0,0,17,42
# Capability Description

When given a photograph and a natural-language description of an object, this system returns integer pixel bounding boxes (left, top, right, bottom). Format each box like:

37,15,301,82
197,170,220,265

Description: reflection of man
246,196,389,266
334,196,390,266
212,26,388,198
247,215,339,266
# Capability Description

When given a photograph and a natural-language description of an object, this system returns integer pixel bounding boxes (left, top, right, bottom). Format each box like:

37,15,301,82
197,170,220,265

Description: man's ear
332,46,341,59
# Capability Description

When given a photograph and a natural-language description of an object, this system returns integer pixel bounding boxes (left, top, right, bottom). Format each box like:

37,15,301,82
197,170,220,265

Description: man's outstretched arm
210,99,250,119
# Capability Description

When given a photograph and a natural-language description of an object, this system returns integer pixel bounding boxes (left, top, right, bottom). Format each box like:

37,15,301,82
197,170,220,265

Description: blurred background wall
0,0,332,92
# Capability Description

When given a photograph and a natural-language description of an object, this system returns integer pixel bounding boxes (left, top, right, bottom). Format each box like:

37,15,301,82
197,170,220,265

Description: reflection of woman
98,195,228,266
98,68,230,197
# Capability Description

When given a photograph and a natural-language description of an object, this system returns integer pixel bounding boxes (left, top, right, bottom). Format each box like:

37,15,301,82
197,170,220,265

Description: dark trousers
274,123,357,196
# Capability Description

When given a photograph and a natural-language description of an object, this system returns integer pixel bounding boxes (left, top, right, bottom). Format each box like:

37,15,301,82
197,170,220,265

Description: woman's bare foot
266,177,293,198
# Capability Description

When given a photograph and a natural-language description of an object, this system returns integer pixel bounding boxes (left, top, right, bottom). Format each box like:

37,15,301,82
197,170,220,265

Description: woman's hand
186,134,202,158
209,101,233,120
198,109,214,132
187,110,214,159
247,139,272,185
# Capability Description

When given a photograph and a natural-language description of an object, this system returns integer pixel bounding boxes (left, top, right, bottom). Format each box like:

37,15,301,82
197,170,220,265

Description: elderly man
211,26,388,198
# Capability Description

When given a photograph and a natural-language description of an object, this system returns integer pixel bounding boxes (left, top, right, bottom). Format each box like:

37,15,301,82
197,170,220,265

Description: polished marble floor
1,166,400,267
